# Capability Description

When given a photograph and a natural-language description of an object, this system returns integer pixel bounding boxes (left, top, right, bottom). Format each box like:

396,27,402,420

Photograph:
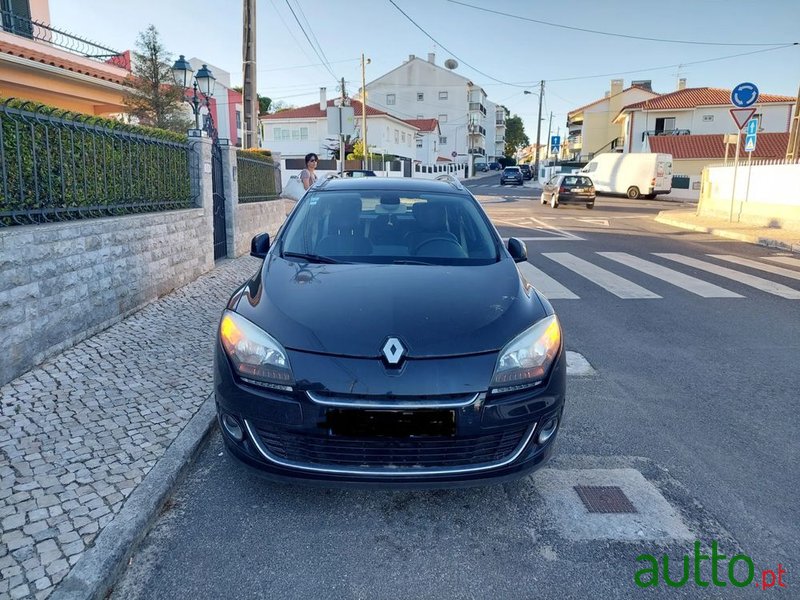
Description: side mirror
250,233,270,259
507,238,528,263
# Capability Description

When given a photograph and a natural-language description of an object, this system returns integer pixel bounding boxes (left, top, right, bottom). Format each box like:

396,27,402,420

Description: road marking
708,255,800,282
517,261,579,299
543,253,661,299
576,218,609,226
654,254,800,299
598,252,743,298
494,217,584,241
763,256,800,269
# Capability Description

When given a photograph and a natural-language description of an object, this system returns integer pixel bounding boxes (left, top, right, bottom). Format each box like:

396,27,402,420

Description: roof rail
434,174,464,190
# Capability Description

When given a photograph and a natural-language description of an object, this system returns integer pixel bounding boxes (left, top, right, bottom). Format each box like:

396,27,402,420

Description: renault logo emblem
381,337,406,365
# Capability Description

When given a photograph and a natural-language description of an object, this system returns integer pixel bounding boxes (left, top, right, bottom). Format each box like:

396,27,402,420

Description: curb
655,213,800,254
50,394,217,600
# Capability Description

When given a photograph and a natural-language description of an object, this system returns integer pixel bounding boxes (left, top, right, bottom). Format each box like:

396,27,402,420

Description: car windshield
280,190,500,265
504,168,518,174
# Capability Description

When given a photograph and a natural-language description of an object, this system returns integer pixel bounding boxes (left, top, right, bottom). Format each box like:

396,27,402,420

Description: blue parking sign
550,135,561,152
746,118,758,136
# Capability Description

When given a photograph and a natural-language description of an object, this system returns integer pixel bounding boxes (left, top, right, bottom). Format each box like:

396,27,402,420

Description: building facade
365,53,501,171
0,0,131,115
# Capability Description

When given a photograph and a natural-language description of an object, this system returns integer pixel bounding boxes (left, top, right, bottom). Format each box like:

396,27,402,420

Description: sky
51,0,800,144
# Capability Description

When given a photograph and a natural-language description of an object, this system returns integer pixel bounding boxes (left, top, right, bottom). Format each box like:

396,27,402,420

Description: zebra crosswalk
517,252,800,300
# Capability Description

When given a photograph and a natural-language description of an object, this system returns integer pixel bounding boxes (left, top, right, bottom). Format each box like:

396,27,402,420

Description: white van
581,153,672,199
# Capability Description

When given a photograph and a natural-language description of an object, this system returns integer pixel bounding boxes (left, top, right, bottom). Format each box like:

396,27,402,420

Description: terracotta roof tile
648,132,789,160
623,87,795,112
261,99,391,120
0,38,129,84
404,118,438,131
568,85,658,117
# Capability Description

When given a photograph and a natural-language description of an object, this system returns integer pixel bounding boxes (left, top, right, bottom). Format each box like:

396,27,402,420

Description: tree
504,115,529,159
123,26,192,133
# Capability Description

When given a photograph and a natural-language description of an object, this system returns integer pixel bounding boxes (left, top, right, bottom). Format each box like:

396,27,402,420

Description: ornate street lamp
171,55,216,131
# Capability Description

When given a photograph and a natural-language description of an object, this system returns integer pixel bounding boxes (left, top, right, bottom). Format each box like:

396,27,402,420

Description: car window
504,168,518,173
584,162,598,173
280,190,500,265
577,176,593,186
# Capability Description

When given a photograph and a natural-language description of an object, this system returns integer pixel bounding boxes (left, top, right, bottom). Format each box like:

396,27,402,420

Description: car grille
251,421,530,469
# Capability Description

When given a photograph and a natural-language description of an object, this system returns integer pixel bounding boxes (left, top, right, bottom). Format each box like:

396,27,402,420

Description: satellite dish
444,59,458,70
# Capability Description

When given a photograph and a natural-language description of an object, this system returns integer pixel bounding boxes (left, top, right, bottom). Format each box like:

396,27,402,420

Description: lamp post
171,55,216,132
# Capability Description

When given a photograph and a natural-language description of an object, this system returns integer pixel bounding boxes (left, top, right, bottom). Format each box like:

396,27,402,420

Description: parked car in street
500,166,524,186
541,174,596,209
518,164,533,180
489,162,502,171
343,169,377,177
475,162,489,172
215,176,566,487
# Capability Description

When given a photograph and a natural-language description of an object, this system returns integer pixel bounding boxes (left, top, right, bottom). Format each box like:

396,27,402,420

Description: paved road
111,185,798,599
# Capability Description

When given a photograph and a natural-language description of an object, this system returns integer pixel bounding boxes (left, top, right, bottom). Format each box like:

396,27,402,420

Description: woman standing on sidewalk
300,153,319,190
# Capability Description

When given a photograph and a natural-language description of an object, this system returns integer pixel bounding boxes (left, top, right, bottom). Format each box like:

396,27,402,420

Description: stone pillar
189,134,216,271
219,139,238,259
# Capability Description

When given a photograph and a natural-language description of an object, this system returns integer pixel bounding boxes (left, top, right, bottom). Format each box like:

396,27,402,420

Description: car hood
233,255,546,358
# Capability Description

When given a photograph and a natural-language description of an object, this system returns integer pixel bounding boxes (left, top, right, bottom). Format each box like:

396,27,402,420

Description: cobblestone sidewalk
0,255,262,599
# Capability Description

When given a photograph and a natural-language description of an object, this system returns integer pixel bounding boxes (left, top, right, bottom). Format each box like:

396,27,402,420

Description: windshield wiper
282,252,344,264
392,259,435,265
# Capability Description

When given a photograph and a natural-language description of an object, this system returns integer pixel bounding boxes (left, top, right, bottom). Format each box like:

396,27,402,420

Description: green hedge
236,149,279,203
1,97,192,226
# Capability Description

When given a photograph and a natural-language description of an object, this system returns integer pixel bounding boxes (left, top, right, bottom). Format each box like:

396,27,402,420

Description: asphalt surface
110,175,798,599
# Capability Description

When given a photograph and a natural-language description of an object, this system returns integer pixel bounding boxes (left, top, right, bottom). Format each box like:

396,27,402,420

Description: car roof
315,176,468,194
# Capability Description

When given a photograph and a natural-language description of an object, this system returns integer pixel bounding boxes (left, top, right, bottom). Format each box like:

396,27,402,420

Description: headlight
490,315,561,393
219,310,294,391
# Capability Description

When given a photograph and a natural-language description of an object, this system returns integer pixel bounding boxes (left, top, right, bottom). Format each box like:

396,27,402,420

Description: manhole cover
574,485,637,513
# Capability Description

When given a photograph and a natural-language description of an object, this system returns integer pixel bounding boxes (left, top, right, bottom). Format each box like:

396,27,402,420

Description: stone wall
0,136,290,386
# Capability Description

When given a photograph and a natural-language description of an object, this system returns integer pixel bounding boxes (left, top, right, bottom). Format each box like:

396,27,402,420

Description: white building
365,53,503,171
259,90,418,160
403,118,441,164
613,86,795,154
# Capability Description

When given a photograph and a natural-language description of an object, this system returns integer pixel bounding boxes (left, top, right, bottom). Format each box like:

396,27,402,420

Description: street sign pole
730,132,741,223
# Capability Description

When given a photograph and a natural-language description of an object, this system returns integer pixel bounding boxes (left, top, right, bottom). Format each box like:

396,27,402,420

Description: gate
211,140,227,260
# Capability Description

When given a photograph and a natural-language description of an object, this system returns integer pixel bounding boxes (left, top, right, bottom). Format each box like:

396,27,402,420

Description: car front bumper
215,342,566,488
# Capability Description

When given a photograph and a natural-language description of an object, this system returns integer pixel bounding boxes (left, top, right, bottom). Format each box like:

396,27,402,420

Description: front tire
540,194,547,205
586,202,594,209
627,186,641,199
550,196,558,208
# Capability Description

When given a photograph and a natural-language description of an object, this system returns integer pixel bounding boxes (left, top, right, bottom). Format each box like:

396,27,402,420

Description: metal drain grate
574,485,637,513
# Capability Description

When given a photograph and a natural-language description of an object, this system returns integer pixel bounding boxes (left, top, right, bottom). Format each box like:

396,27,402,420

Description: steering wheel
413,237,465,256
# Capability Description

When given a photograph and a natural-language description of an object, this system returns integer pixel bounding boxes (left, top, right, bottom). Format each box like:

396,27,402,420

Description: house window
235,110,242,129
401,132,406,143
439,136,447,144
417,92,424,101
753,113,764,130
439,91,448,100
281,129,290,140
300,127,308,140
438,114,448,123
702,115,714,122
433,141,437,152
394,129,399,143
3,0,33,38
655,117,676,134
416,139,423,148
387,93,396,105
291,129,300,140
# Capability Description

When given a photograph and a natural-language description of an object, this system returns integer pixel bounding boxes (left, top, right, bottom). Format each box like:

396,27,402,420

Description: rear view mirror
507,238,528,263
250,233,270,259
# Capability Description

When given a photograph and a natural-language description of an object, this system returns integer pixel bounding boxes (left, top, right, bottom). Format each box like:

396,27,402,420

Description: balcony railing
469,102,487,116
0,8,129,70
641,129,690,141
568,135,582,148
496,119,505,126
469,125,486,137
468,148,485,155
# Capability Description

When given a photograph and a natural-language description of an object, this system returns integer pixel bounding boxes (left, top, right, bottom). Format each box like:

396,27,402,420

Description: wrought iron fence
0,8,129,69
0,99,195,226
237,151,281,203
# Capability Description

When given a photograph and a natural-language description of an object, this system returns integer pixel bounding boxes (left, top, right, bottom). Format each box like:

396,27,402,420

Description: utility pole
534,79,544,181
242,0,258,148
546,111,553,164
361,54,370,169
339,77,346,177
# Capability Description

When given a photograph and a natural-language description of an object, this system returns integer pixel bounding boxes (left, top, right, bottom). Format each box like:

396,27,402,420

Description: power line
293,0,334,74
283,0,338,82
387,0,527,88
258,58,360,73
446,0,796,47
268,0,330,79
544,44,798,82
